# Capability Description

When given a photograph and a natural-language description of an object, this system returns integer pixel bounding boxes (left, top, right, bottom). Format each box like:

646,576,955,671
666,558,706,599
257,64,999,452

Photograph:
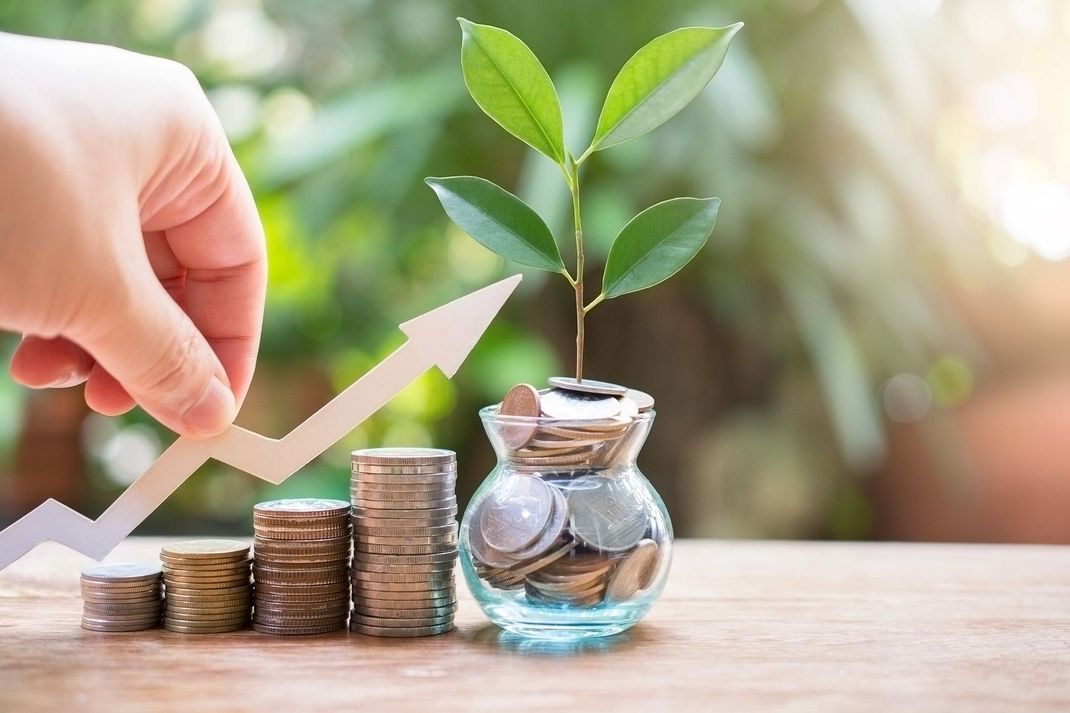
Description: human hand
0,34,266,438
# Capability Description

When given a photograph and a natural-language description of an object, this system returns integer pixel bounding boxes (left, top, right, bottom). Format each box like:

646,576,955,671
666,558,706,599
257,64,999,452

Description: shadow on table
460,623,648,657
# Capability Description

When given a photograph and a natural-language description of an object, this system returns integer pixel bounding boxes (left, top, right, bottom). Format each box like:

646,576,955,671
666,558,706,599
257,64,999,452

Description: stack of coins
498,379,654,470
80,563,163,632
350,448,458,637
252,499,351,635
468,471,662,607
161,540,252,633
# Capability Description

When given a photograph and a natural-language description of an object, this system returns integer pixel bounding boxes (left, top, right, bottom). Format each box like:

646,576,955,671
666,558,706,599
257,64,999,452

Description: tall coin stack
161,540,252,634
252,499,351,635
350,448,458,637
80,563,163,632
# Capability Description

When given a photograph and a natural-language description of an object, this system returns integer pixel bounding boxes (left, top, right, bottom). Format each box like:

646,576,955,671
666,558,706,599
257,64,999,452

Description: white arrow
0,275,522,570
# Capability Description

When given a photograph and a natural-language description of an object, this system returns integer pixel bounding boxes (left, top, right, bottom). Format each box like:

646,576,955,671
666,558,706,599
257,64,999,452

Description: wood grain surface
0,538,1067,712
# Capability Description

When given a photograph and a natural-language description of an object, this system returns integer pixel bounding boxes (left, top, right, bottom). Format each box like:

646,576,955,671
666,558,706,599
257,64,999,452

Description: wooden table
0,539,1067,712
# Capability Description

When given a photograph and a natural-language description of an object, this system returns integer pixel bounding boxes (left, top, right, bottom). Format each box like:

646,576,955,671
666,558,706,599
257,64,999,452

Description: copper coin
498,383,541,449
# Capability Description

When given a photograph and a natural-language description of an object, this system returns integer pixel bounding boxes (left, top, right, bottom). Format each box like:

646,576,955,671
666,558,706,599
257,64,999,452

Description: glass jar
460,405,673,639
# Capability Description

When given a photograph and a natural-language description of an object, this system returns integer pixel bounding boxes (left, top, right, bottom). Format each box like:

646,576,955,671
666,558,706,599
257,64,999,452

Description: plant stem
568,159,585,382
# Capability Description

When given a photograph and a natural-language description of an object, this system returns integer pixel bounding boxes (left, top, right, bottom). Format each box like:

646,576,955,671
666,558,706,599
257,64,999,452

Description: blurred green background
4,0,1070,543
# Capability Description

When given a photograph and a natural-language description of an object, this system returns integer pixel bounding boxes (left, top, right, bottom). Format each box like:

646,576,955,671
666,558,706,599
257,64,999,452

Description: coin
351,569,455,584
479,474,554,553
466,509,518,568
623,388,654,411
565,474,648,552
353,516,457,533
353,496,455,507
348,608,453,625
547,376,629,396
603,539,659,603
539,389,623,420
84,602,163,615
81,620,160,633
355,599,457,613
161,540,249,559
352,447,456,465
81,562,162,583
254,498,349,516
350,622,454,637
353,594,457,608
352,562,455,576
253,622,345,636
352,474,457,487
498,383,541,449
352,517,457,532
164,622,247,634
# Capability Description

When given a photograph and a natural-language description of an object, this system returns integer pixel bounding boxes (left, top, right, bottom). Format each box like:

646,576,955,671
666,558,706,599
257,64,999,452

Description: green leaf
588,24,742,153
602,197,719,299
458,18,565,164
425,176,565,272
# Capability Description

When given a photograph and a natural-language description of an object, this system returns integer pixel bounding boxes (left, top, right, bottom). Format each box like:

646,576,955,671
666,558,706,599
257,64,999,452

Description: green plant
427,17,741,380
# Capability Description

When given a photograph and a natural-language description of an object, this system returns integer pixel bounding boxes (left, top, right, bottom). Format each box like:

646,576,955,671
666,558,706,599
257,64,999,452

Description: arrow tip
399,274,522,378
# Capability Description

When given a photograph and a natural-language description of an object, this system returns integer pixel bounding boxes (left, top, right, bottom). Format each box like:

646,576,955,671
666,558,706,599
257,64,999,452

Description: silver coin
355,542,458,555
81,562,162,583
478,474,554,554
539,389,623,420
352,448,456,465
353,520,456,534
351,496,456,509
564,474,648,552
508,484,569,561
623,388,655,411
351,569,455,584
352,474,457,487
253,498,350,517
161,540,250,559
354,605,456,620
465,506,518,568
348,586,453,603
548,376,629,396
350,613,454,628
350,621,453,637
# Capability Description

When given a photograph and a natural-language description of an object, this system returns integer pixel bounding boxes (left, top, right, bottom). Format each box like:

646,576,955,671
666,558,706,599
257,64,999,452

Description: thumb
75,273,238,439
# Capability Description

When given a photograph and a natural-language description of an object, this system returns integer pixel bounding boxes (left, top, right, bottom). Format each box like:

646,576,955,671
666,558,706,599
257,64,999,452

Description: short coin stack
80,562,163,632
350,448,458,637
252,499,351,635
161,540,252,633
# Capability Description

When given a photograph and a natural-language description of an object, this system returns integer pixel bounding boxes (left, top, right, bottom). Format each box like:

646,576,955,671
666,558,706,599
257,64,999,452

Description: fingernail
44,371,81,388
183,376,237,438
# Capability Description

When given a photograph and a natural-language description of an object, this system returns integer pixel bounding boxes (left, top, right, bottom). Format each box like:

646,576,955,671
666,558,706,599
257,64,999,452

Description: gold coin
604,539,658,603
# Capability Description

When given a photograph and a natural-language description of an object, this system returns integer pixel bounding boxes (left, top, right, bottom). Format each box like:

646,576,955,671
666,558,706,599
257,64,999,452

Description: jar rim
478,404,655,425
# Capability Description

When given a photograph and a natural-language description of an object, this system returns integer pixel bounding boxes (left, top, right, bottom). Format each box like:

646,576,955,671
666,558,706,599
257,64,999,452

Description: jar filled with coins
460,378,672,639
